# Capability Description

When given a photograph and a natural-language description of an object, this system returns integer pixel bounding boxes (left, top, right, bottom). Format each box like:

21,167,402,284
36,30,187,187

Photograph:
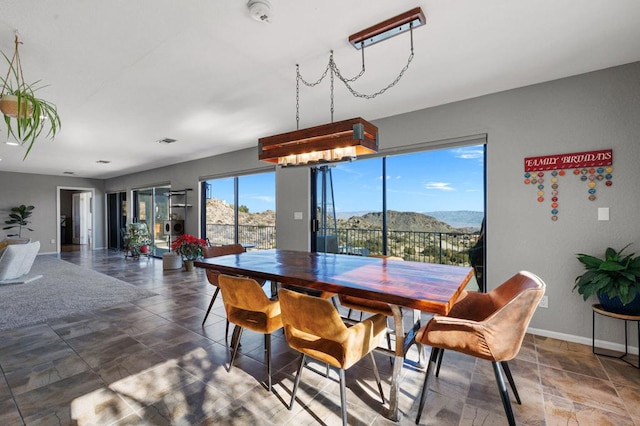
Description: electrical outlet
538,295,548,308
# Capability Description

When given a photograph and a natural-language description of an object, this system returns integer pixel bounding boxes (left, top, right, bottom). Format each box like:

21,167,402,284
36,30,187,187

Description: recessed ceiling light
157,138,177,144
96,160,111,164
63,171,75,175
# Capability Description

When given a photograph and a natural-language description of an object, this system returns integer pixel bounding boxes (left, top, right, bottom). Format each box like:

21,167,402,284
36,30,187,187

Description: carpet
0,255,156,331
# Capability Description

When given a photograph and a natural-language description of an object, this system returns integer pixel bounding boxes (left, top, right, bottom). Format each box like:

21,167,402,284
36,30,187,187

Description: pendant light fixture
258,7,426,166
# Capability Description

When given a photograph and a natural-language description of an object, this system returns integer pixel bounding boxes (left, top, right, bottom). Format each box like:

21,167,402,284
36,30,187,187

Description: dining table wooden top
194,249,474,315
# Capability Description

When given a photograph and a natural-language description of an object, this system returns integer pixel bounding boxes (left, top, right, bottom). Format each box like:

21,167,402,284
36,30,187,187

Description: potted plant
3,204,34,238
574,244,640,314
170,234,207,271
122,223,152,259
1,35,61,159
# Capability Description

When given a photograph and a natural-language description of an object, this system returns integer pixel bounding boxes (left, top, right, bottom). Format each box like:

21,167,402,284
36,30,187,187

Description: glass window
202,172,275,249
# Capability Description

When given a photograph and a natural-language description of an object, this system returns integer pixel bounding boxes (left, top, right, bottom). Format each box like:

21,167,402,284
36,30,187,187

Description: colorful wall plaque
523,149,613,220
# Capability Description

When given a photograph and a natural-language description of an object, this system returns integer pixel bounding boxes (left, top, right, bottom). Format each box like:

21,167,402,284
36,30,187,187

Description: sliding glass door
106,192,127,250
132,185,171,256
310,143,485,275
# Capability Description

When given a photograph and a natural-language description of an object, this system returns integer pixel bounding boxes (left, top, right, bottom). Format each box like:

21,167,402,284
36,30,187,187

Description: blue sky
332,145,484,213
207,144,485,214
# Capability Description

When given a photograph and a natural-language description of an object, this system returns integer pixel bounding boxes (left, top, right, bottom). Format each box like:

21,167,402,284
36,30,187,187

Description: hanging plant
0,34,61,159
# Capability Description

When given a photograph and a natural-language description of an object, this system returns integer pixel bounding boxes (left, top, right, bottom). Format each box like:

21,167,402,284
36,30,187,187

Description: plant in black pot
3,204,34,238
574,244,640,315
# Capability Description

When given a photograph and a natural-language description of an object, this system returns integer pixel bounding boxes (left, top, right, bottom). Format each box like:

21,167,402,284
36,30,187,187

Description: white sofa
0,240,40,282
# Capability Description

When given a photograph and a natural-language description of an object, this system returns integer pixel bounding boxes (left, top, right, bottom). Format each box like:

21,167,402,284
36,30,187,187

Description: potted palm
574,244,640,314
1,35,61,159
3,204,34,238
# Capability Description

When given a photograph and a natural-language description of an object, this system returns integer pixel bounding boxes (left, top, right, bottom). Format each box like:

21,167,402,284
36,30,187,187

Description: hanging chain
330,52,334,122
332,23,414,99
2,34,25,96
295,23,415,125
296,65,300,130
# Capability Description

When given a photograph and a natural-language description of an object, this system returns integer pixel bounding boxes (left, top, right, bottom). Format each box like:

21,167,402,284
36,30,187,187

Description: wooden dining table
195,249,473,421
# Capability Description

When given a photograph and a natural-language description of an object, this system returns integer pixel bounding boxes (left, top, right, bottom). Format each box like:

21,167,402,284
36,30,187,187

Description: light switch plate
294,212,303,220
597,207,609,221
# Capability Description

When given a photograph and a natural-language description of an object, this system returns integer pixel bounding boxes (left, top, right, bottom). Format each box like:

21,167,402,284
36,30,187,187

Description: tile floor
0,249,638,425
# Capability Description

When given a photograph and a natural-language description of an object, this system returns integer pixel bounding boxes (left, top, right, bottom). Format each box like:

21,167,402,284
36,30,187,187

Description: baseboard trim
528,327,639,356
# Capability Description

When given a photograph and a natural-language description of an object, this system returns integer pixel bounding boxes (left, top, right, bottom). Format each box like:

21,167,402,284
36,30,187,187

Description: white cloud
424,182,455,191
454,147,484,160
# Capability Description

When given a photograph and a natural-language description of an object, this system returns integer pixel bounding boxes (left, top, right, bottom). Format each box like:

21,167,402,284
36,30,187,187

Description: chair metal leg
435,348,444,377
492,361,516,426
265,334,272,392
500,361,521,405
225,320,230,346
202,287,220,326
339,368,347,426
289,354,306,410
229,325,243,371
369,351,385,404
416,347,440,425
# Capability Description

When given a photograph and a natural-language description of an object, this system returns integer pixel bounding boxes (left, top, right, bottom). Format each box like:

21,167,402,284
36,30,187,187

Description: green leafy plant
122,223,152,257
1,36,61,159
3,204,35,238
574,244,640,305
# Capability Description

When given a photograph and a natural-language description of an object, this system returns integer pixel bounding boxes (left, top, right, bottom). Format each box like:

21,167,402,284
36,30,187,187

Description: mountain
337,210,483,231
205,197,482,232
338,211,475,233
424,211,483,230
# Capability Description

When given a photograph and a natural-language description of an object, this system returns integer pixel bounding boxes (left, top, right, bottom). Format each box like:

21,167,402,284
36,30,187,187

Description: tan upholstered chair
279,288,387,426
201,244,246,327
217,274,282,392
415,271,545,425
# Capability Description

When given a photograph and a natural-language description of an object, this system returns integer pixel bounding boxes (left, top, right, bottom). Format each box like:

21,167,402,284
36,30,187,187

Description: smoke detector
248,0,272,23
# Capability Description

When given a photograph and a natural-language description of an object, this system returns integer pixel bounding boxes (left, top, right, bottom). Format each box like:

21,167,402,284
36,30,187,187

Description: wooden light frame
258,117,378,166
349,7,426,50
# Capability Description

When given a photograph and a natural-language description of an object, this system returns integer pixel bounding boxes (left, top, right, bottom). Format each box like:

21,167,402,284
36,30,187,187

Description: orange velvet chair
217,274,283,392
414,271,545,425
201,243,246,327
279,288,387,426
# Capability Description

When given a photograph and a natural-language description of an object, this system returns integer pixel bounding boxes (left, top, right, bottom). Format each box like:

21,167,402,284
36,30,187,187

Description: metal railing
205,223,480,266
205,224,276,250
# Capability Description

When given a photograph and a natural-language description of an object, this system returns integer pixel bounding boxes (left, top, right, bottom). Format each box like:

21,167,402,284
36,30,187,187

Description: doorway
57,187,96,253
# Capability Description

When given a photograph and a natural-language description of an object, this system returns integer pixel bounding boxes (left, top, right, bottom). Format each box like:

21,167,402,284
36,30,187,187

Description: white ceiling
1,0,639,179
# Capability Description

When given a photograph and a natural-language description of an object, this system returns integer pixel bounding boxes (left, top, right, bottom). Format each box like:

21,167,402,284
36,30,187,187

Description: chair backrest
0,241,40,281
423,271,545,362
203,243,246,258
474,271,545,360
203,244,246,286
279,288,348,341
217,274,272,312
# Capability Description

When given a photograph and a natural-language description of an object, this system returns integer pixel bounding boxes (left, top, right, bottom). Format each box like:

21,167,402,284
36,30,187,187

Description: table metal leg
385,304,404,422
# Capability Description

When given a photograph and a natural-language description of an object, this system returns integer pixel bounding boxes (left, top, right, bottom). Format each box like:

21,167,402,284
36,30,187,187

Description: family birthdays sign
523,149,613,221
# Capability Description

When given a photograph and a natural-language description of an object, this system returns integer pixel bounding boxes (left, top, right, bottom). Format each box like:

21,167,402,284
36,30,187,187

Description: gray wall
0,172,105,252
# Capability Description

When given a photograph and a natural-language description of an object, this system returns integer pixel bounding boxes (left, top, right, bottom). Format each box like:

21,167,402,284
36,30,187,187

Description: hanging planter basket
0,94,33,118
1,33,61,159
